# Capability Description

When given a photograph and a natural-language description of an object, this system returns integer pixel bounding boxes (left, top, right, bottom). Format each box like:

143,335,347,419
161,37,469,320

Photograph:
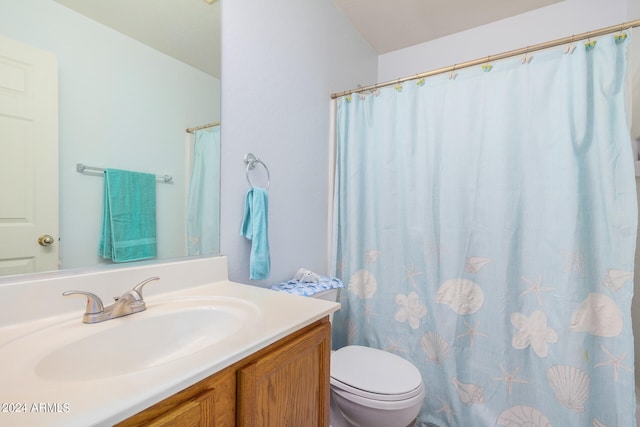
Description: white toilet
329,345,425,427
285,282,425,427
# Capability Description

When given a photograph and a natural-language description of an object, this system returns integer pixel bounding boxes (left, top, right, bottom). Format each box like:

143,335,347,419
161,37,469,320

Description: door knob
38,234,55,246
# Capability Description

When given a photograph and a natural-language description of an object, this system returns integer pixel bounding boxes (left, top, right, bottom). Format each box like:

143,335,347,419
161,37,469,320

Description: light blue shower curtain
332,35,637,426
187,126,221,256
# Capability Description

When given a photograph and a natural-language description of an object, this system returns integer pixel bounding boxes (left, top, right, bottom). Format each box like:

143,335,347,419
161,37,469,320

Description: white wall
378,0,629,82
220,0,377,284
0,0,220,269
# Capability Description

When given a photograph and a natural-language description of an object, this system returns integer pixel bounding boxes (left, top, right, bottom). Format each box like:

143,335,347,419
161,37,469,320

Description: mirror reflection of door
0,34,58,275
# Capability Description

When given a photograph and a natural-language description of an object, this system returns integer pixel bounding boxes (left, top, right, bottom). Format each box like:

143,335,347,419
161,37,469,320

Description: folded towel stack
270,276,344,297
98,168,157,263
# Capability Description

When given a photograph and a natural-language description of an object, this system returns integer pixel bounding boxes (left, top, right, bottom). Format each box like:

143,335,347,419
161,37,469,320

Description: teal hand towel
240,187,270,280
98,169,157,263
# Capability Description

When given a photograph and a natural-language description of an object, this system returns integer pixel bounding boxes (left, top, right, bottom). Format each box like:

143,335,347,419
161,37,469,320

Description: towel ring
244,153,270,190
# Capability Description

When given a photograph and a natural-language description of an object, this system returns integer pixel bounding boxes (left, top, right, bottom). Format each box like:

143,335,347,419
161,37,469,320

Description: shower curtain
187,126,221,256
332,35,637,426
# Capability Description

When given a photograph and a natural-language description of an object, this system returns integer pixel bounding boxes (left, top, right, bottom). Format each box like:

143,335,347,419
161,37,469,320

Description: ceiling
53,0,565,79
332,0,566,54
54,0,221,78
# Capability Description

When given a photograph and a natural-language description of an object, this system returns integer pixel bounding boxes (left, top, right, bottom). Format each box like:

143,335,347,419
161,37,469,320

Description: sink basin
3,296,261,382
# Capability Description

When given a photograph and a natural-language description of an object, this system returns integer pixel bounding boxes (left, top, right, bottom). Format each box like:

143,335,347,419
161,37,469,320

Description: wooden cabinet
116,317,331,427
237,319,330,426
117,365,236,427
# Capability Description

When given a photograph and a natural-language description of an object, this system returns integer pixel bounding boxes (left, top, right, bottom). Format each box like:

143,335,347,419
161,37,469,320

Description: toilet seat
330,345,423,402
330,377,424,402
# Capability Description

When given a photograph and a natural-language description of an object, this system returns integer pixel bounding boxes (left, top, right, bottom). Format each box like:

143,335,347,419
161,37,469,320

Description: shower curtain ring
482,56,493,72
449,64,457,80
565,35,577,54
615,23,628,43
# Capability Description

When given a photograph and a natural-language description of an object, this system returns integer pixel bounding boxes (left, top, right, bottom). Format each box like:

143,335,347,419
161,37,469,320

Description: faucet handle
62,290,104,314
130,276,160,300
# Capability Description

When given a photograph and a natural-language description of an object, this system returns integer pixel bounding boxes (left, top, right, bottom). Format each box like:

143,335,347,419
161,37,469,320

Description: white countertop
0,278,340,427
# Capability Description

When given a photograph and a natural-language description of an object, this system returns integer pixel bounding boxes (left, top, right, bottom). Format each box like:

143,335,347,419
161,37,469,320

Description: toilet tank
310,287,341,302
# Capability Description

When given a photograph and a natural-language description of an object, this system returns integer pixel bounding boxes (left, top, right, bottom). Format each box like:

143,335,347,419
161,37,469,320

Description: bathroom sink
2,296,261,382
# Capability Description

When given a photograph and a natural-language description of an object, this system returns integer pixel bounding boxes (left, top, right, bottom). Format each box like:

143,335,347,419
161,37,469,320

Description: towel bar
244,153,270,190
76,163,173,183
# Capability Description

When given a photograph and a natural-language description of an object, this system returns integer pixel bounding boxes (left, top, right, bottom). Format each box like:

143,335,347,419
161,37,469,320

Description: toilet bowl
294,285,424,426
329,345,425,427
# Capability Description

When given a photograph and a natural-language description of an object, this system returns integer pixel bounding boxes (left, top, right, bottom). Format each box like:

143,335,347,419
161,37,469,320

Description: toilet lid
331,346,423,397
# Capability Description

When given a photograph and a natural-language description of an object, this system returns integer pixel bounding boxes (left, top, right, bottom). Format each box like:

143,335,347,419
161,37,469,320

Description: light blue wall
220,0,377,285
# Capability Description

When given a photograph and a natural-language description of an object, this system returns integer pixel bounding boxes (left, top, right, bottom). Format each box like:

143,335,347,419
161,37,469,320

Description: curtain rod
186,121,220,133
76,163,173,183
331,19,640,100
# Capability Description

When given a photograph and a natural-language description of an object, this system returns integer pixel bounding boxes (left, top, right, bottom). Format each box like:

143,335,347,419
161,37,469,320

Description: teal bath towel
240,187,270,280
98,169,157,263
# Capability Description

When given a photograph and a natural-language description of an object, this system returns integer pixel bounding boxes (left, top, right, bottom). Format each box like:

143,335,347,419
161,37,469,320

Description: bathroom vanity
118,317,330,426
0,256,339,427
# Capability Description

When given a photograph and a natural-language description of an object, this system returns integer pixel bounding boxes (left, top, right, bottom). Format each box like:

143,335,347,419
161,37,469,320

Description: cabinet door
145,400,201,427
116,366,235,427
238,322,331,427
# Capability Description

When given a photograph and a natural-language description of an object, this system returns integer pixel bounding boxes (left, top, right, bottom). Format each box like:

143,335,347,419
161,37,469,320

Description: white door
0,35,58,276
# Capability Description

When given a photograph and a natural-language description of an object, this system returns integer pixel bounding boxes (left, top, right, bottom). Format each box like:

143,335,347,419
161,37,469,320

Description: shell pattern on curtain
331,34,637,426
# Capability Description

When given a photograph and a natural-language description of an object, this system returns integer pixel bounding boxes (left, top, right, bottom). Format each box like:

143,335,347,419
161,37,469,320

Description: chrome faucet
63,276,159,324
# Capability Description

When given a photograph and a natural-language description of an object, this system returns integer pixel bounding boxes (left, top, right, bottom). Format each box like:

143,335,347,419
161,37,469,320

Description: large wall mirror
0,0,221,277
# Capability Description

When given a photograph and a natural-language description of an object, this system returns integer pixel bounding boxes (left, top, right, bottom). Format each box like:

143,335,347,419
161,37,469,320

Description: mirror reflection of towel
98,169,157,263
240,187,270,280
